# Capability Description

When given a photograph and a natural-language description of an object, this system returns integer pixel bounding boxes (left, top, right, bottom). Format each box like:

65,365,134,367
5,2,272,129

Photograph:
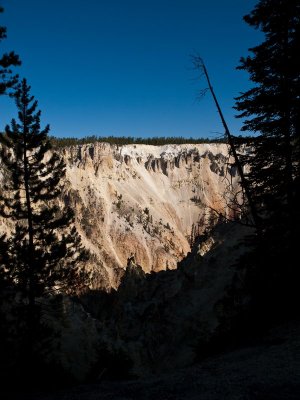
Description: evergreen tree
0,4,20,275
235,0,300,235
233,0,300,318
0,5,21,96
0,79,88,309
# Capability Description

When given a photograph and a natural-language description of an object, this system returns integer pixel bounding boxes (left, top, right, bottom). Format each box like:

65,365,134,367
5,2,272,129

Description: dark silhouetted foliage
0,79,90,389
0,79,88,310
235,0,300,235
232,0,300,320
0,5,21,96
50,134,228,148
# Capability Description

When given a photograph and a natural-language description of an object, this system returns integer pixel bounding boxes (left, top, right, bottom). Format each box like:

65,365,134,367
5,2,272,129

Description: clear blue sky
0,0,261,139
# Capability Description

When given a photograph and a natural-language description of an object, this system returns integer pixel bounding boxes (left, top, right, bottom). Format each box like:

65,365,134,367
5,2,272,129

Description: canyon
62,142,239,289
0,141,259,380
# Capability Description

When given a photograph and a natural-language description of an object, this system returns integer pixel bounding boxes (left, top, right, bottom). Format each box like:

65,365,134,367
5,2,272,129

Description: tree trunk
22,105,36,338
198,59,261,233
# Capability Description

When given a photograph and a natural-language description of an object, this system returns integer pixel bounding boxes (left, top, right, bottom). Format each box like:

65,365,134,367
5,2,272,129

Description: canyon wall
62,142,239,289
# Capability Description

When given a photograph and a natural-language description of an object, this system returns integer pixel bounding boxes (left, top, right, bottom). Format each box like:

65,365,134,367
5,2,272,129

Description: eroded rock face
62,142,239,289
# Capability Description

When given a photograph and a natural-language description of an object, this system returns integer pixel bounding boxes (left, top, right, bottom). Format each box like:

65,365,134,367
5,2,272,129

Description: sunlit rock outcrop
62,142,239,288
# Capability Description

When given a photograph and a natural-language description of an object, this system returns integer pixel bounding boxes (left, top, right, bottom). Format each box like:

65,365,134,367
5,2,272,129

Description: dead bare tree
192,55,261,233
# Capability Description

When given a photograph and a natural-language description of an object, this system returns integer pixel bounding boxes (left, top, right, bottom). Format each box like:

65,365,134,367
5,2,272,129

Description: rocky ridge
62,142,239,289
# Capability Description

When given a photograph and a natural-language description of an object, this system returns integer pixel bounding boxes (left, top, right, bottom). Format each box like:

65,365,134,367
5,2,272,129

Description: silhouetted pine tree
0,4,20,273
0,79,88,310
235,0,300,236
0,5,21,96
233,0,300,318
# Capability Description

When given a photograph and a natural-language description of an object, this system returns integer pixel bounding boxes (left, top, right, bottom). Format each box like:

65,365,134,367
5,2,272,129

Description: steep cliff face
62,142,239,289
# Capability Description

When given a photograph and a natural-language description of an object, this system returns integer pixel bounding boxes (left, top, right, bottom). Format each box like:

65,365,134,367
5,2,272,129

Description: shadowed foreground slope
18,319,300,400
